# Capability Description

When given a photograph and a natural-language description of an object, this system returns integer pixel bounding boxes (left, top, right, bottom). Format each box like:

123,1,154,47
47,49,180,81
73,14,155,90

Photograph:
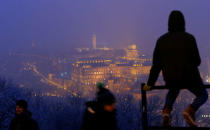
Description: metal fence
141,83,210,130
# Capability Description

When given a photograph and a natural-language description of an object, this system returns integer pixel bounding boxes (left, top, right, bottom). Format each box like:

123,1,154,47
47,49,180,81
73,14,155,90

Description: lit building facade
125,44,139,60
71,45,151,95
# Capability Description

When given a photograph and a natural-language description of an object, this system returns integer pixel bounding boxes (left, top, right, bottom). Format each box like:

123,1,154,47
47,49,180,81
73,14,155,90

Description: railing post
140,84,210,129
141,83,148,130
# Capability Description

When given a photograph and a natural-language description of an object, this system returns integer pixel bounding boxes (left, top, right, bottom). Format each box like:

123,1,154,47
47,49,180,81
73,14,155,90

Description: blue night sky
1,0,210,57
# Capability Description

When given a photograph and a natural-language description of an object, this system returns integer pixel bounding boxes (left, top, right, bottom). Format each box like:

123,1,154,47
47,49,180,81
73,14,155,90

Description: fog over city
1,1,210,56
1,1,210,129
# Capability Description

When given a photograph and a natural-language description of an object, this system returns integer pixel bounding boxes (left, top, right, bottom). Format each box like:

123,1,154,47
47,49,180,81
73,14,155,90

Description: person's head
96,82,105,89
96,84,116,112
96,82,106,93
16,100,28,115
168,10,185,32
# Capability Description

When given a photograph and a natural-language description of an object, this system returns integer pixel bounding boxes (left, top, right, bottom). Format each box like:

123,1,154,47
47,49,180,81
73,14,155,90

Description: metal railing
141,83,210,130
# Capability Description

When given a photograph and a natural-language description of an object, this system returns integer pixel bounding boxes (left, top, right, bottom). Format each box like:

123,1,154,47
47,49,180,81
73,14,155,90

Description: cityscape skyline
1,1,210,129
1,42,210,97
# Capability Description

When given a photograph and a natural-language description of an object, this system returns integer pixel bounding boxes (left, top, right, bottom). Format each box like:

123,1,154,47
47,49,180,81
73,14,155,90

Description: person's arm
81,106,96,130
191,36,201,67
147,39,162,86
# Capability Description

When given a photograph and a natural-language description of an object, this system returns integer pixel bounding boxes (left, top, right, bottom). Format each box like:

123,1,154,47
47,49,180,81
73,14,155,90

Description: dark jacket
96,87,116,105
147,11,203,88
82,101,118,130
9,111,39,130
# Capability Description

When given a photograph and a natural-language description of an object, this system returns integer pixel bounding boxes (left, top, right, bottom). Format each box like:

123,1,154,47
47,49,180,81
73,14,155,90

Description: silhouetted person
82,82,118,130
144,10,208,127
9,100,39,130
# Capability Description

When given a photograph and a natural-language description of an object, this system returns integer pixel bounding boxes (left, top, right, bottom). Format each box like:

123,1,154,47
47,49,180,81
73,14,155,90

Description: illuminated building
92,34,96,49
206,76,210,83
206,61,210,83
48,73,53,80
71,54,151,95
77,34,114,53
125,44,139,60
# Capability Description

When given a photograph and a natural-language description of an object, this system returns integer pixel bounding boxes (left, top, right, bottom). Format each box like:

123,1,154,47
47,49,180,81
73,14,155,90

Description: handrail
141,83,210,130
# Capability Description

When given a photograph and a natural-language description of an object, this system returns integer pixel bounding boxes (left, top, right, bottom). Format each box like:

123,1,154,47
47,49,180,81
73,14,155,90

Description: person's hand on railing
143,83,151,91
